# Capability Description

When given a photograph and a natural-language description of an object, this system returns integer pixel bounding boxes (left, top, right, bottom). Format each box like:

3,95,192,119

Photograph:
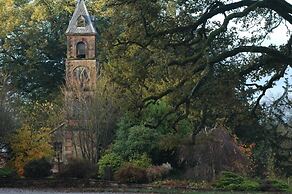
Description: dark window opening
76,42,86,59
77,16,86,27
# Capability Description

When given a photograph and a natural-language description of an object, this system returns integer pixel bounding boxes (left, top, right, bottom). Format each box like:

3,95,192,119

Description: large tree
95,0,291,130
0,0,76,100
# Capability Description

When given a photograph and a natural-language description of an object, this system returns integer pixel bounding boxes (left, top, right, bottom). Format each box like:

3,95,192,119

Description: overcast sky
254,0,291,103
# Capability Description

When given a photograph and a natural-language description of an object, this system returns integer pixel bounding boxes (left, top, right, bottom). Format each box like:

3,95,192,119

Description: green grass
103,187,291,194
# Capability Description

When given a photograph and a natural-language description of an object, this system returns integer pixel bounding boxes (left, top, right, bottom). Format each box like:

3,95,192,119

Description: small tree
10,125,53,175
63,75,122,163
0,72,16,150
8,101,60,175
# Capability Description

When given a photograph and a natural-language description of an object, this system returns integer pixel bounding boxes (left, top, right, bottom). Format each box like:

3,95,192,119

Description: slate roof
66,0,97,35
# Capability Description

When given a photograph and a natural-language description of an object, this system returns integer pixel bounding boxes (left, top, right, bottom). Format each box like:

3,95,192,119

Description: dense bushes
260,179,289,192
113,158,172,183
214,171,260,191
23,158,52,178
214,171,289,192
0,167,18,178
59,160,97,179
112,125,159,160
114,163,147,183
111,101,193,162
98,153,123,177
146,163,172,182
129,154,152,169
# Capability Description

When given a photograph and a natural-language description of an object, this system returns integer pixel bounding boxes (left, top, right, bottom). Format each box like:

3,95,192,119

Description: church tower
63,0,98,162
66,0,97,91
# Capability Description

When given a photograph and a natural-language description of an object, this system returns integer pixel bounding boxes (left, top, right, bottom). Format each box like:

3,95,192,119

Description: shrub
261,179,289,192
98,152,123,177
0,167,18,178
214,171,260,191
59,160,97,179
114,163,147,183
146,163,172,182
112,125,159,160
23,158,52,178
130,154,152,168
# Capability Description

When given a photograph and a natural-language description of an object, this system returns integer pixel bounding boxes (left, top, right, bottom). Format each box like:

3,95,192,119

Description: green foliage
0,167,18,179
129,154,152,169
98,0,291,179
214,171,260,191
111,100,192,162
59,160,97,179
1,0,291,184
98,153,123,176
0,0,71,100
261,179,289,192
20,100,64,129
114,163,148,184
23,158,52,178
112,125,159,160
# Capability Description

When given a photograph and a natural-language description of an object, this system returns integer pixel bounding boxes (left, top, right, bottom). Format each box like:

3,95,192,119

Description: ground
0,189,288,194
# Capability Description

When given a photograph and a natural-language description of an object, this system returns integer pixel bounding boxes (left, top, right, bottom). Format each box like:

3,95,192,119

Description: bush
130,154,152,168
114,163,147,183
261,179,289,192
112,125,159,160
146,163,172,182
59,160,97,179
98,152,123,177
214,171,260,191
0,168,18,178
24,158,52,178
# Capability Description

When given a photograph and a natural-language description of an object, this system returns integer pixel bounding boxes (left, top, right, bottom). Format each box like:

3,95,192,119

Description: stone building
54,0,98,165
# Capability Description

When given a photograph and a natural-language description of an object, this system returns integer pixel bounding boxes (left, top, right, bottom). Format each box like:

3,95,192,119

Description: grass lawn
121,188,290,194
146,191,289,194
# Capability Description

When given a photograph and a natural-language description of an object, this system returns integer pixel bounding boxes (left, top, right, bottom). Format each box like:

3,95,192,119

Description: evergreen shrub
98,153,123,177
214,171,260,191
23,158,52,178
59,159,97,179
0,167,18,178
261,179,289,192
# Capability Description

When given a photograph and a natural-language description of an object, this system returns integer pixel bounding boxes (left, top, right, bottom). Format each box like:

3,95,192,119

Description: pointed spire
66,0,97,35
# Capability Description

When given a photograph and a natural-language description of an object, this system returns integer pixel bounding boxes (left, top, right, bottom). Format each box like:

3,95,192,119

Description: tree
0,71,16,150
9,124,53,175
96,0,291,133
9,100,63,175
0,0,77,101
64,75,122,163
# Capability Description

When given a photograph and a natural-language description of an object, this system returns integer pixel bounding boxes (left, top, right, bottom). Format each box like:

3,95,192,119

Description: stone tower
63,0,98,162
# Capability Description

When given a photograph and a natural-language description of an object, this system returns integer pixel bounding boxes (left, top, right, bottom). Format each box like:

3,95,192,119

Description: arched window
77,16,86,27
76,42,86,58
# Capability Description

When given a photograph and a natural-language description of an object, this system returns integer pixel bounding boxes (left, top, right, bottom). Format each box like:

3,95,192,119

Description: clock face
73,66,90,83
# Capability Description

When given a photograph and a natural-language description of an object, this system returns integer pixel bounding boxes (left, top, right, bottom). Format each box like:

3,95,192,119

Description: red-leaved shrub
146,163,172,182
114,163,147,183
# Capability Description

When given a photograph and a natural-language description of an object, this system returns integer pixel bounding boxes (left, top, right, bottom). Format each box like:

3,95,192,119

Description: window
77,16,86,27
76,42,86,58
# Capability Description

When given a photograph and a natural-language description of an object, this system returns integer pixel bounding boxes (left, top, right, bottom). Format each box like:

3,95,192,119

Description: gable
65,0,97,35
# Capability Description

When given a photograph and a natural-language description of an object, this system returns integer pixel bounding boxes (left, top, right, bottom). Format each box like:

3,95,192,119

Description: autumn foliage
9,125,53,175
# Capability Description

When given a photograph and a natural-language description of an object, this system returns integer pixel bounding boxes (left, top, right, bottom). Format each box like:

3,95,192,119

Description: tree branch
210,46,292,65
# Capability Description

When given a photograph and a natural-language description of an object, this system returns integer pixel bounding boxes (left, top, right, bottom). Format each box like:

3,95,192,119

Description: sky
240,0,292,103
260,15,291,103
